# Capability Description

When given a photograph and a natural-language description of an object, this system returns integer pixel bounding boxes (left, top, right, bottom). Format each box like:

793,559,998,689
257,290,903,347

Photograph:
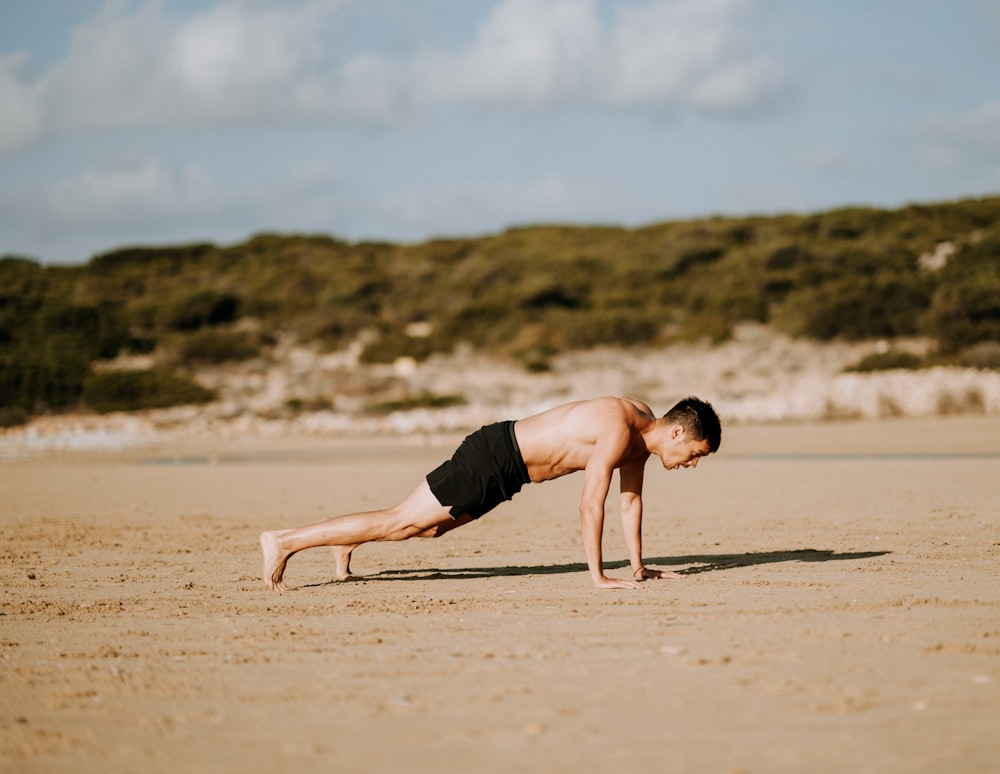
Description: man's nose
688,458,699,469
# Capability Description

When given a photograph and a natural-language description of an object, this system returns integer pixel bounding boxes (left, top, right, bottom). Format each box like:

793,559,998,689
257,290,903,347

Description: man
260,395,720,591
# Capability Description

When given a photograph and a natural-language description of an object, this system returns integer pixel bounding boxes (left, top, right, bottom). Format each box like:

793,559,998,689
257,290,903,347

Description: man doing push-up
260,395,721,591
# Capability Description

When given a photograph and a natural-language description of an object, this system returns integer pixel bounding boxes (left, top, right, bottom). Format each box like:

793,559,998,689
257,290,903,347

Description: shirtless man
260,395,720,591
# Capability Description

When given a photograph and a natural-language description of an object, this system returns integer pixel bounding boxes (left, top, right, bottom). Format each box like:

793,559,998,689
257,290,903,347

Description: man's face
662,428,713,470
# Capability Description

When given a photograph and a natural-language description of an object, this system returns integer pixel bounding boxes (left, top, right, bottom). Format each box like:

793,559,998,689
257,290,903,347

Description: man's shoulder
585,398,654,444
581,395,652,414
593,396,655,423
620,396,654,416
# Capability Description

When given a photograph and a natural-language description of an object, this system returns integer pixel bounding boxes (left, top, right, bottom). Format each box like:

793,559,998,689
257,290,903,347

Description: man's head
660,397,721,469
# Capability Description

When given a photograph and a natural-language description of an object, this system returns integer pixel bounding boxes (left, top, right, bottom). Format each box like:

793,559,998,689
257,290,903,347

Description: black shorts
426,421,531,520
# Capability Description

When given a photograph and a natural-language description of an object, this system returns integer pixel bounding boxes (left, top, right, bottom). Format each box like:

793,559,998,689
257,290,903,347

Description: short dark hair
664,396,721,452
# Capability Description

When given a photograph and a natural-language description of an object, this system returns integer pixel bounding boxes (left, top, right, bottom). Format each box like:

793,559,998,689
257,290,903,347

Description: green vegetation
844,350,926,373
81,369,216,414
2,195,999,422
957,342,1000,370
175,329,267,364
370,392,468,414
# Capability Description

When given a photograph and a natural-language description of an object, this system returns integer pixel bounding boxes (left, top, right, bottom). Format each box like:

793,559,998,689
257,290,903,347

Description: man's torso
513,397,654,483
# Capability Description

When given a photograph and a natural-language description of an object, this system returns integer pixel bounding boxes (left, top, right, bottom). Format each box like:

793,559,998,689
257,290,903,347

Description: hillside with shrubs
1,195,999,426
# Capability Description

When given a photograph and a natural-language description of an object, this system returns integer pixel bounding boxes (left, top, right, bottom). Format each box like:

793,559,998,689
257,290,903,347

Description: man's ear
670,424,685,440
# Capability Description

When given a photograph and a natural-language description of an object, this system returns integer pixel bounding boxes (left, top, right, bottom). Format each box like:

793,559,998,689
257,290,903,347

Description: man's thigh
396,478,458,529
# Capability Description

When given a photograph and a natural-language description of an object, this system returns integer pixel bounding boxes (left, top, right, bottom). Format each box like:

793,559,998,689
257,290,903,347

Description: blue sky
2,0,999,265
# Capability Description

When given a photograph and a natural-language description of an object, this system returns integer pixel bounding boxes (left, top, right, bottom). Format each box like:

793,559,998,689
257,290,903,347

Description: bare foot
260,531,289,591
332,544,358,580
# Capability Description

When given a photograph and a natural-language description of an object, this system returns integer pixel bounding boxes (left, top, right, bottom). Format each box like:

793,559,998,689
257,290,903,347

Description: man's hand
592,575,644,590
633,566,683,581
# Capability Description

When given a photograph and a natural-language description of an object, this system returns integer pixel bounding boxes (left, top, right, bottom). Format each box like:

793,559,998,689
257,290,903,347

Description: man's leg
260,479,458,590
335,511,474,578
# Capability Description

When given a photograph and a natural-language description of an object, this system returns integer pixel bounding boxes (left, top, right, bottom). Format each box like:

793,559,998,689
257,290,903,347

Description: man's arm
619,461,682,582
618,460,646,575
580,441,642,590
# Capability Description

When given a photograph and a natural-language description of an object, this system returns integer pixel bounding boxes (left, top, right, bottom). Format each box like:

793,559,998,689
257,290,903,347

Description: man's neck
640,417,670,457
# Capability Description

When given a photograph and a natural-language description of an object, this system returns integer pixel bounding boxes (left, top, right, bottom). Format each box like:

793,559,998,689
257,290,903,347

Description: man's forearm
580,504,606,583
619,500,644,573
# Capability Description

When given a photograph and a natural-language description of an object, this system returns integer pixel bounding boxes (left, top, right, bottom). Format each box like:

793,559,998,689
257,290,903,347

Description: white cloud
168,4,307,99
414,0,603,103
6,0,391,147
0,152,224,239
795,141,849,173
937,100,1000,154
0,54,45,152
45,153,221,226
0,150,236,260
607,0,781,109
0,147,347,260
414,0,788,112
922,100,1000,168
1,0,787,153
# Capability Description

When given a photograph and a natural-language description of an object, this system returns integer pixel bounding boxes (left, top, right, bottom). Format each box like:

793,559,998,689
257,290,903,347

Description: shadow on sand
302,548,890,587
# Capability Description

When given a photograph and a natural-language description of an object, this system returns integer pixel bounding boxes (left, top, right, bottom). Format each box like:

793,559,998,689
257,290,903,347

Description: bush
957,341,1000,370
675,314,732,343
559,309,661,349
925,230,1000,351
38,301,130,359
359,330,445,364
82,369,216,413
0,406,28,428
157,289,240,331
845,350,926,373
89,243,216,275
777,275,929,340
0,294,132,411
370,392,467,414
176,329,264,364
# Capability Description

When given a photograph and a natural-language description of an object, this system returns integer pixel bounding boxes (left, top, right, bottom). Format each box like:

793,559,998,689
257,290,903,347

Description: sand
2,416,998,773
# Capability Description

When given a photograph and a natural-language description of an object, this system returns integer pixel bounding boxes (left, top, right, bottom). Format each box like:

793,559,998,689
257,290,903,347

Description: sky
2,0,999,265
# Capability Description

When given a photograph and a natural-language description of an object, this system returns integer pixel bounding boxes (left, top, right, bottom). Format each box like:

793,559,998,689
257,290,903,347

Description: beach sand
2,416,998,773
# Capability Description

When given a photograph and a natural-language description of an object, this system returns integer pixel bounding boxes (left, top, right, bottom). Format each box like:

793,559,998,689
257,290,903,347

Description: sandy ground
2,416,998,773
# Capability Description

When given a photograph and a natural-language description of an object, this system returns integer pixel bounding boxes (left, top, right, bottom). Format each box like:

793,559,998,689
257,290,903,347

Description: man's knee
421,513,473,538
385,521,428,541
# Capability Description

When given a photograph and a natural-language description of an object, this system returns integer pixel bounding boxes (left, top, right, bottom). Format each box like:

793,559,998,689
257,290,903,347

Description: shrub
359,330,445,364
0,292,133,412
777,275,929,340
845,350,926,373
957,341,1000,370
89,243,216,275
0,344,89,411
82,369,216,413
157,289,240,331
370,392,467,414
927,276,1000,352
675,314,732,343
0,406,28,428
925,229,1000,351
559,309,661,349
38,300,130,359
176,329,264,364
